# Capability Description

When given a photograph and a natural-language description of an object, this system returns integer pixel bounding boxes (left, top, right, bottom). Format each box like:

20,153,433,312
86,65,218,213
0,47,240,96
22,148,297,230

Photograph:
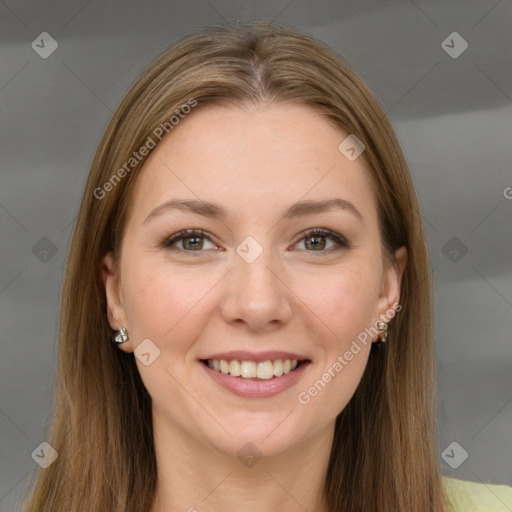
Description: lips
199,350,311,398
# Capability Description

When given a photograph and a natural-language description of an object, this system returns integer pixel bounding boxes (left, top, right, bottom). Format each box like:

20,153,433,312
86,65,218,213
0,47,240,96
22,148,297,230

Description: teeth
205,358,301,379
229,360,241,377
257,361,273,379
241,361,256,378
220,360,229,374
273,359,283,377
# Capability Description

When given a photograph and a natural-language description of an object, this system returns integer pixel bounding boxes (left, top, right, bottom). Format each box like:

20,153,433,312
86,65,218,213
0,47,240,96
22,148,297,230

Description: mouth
199,355,311,399
201,358,309,380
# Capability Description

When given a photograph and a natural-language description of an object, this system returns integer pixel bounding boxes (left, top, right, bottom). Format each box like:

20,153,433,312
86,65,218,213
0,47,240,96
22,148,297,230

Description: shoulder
442,476,512,511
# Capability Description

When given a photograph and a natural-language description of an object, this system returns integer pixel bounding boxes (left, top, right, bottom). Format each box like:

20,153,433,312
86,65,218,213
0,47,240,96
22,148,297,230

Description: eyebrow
143,197,364,225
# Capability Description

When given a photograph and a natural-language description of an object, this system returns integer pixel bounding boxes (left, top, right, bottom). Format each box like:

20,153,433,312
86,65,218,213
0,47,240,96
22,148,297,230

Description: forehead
127,102,378,226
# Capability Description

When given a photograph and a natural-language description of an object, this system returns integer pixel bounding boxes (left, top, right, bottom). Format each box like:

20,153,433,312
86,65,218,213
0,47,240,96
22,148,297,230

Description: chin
199,411,311,461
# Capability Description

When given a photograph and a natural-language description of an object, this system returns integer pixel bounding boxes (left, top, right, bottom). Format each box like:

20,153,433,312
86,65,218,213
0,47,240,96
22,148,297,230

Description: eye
161,227,352,254
292,228,351,253
162,229,217,252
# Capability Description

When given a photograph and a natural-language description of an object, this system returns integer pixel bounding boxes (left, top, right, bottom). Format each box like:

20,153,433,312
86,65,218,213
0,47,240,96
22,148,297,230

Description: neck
148,412,334,512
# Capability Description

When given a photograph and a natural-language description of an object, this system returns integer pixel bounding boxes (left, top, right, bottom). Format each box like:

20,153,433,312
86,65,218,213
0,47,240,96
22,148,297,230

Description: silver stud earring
112,327,128,345
376,321,388,343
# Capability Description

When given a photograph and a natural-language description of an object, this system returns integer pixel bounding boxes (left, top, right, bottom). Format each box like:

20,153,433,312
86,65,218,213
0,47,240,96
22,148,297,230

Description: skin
102,102,407,512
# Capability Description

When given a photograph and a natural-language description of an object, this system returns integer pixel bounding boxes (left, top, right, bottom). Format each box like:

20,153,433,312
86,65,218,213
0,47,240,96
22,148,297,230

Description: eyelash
161,228,352,254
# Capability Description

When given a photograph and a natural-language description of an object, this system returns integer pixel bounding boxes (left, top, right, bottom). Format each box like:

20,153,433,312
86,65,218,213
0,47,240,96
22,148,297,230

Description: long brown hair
20,20,447,511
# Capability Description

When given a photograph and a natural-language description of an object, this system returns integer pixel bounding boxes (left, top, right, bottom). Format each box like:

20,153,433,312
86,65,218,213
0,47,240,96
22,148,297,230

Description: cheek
301,261,380,347
121,262,216,406
294,266,378,421
121,260,215,352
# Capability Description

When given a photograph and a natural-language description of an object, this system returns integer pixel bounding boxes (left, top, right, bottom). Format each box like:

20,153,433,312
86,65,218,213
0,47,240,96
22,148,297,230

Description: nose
219,247,293,332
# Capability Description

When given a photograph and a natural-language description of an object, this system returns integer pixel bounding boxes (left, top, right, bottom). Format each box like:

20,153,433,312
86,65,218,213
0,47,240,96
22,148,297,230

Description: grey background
1,0,511,510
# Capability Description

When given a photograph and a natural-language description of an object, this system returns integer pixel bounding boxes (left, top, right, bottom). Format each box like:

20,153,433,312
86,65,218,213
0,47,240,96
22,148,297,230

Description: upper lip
200,350,310,363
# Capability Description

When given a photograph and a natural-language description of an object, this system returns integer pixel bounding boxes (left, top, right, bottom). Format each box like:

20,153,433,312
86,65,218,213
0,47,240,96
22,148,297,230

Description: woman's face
103,102,406,459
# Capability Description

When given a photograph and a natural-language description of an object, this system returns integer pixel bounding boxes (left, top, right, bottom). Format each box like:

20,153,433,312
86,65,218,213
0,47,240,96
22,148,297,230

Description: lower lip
200,361,310,399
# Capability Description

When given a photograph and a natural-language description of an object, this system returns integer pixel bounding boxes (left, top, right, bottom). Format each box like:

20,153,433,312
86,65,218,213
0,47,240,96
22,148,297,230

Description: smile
199,353,311,399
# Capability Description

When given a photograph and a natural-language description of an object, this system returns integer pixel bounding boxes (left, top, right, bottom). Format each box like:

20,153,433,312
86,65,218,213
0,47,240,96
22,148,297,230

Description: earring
376,321,388,343
112,327,128,345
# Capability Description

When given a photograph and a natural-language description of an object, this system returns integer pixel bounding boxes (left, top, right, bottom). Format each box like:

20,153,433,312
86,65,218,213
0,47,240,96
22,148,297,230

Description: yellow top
443,476,512,511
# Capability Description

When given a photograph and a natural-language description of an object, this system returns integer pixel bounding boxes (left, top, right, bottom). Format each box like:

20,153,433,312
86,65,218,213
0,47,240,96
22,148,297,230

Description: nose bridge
221,235,292,328
234,236,280,300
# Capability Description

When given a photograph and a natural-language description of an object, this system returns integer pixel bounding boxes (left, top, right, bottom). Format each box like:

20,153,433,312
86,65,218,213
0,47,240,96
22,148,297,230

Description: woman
20,20,512,512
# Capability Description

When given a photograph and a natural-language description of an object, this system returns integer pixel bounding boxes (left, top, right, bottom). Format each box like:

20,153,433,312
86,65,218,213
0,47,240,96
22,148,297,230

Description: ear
101,252,131,352
373,245,407,340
